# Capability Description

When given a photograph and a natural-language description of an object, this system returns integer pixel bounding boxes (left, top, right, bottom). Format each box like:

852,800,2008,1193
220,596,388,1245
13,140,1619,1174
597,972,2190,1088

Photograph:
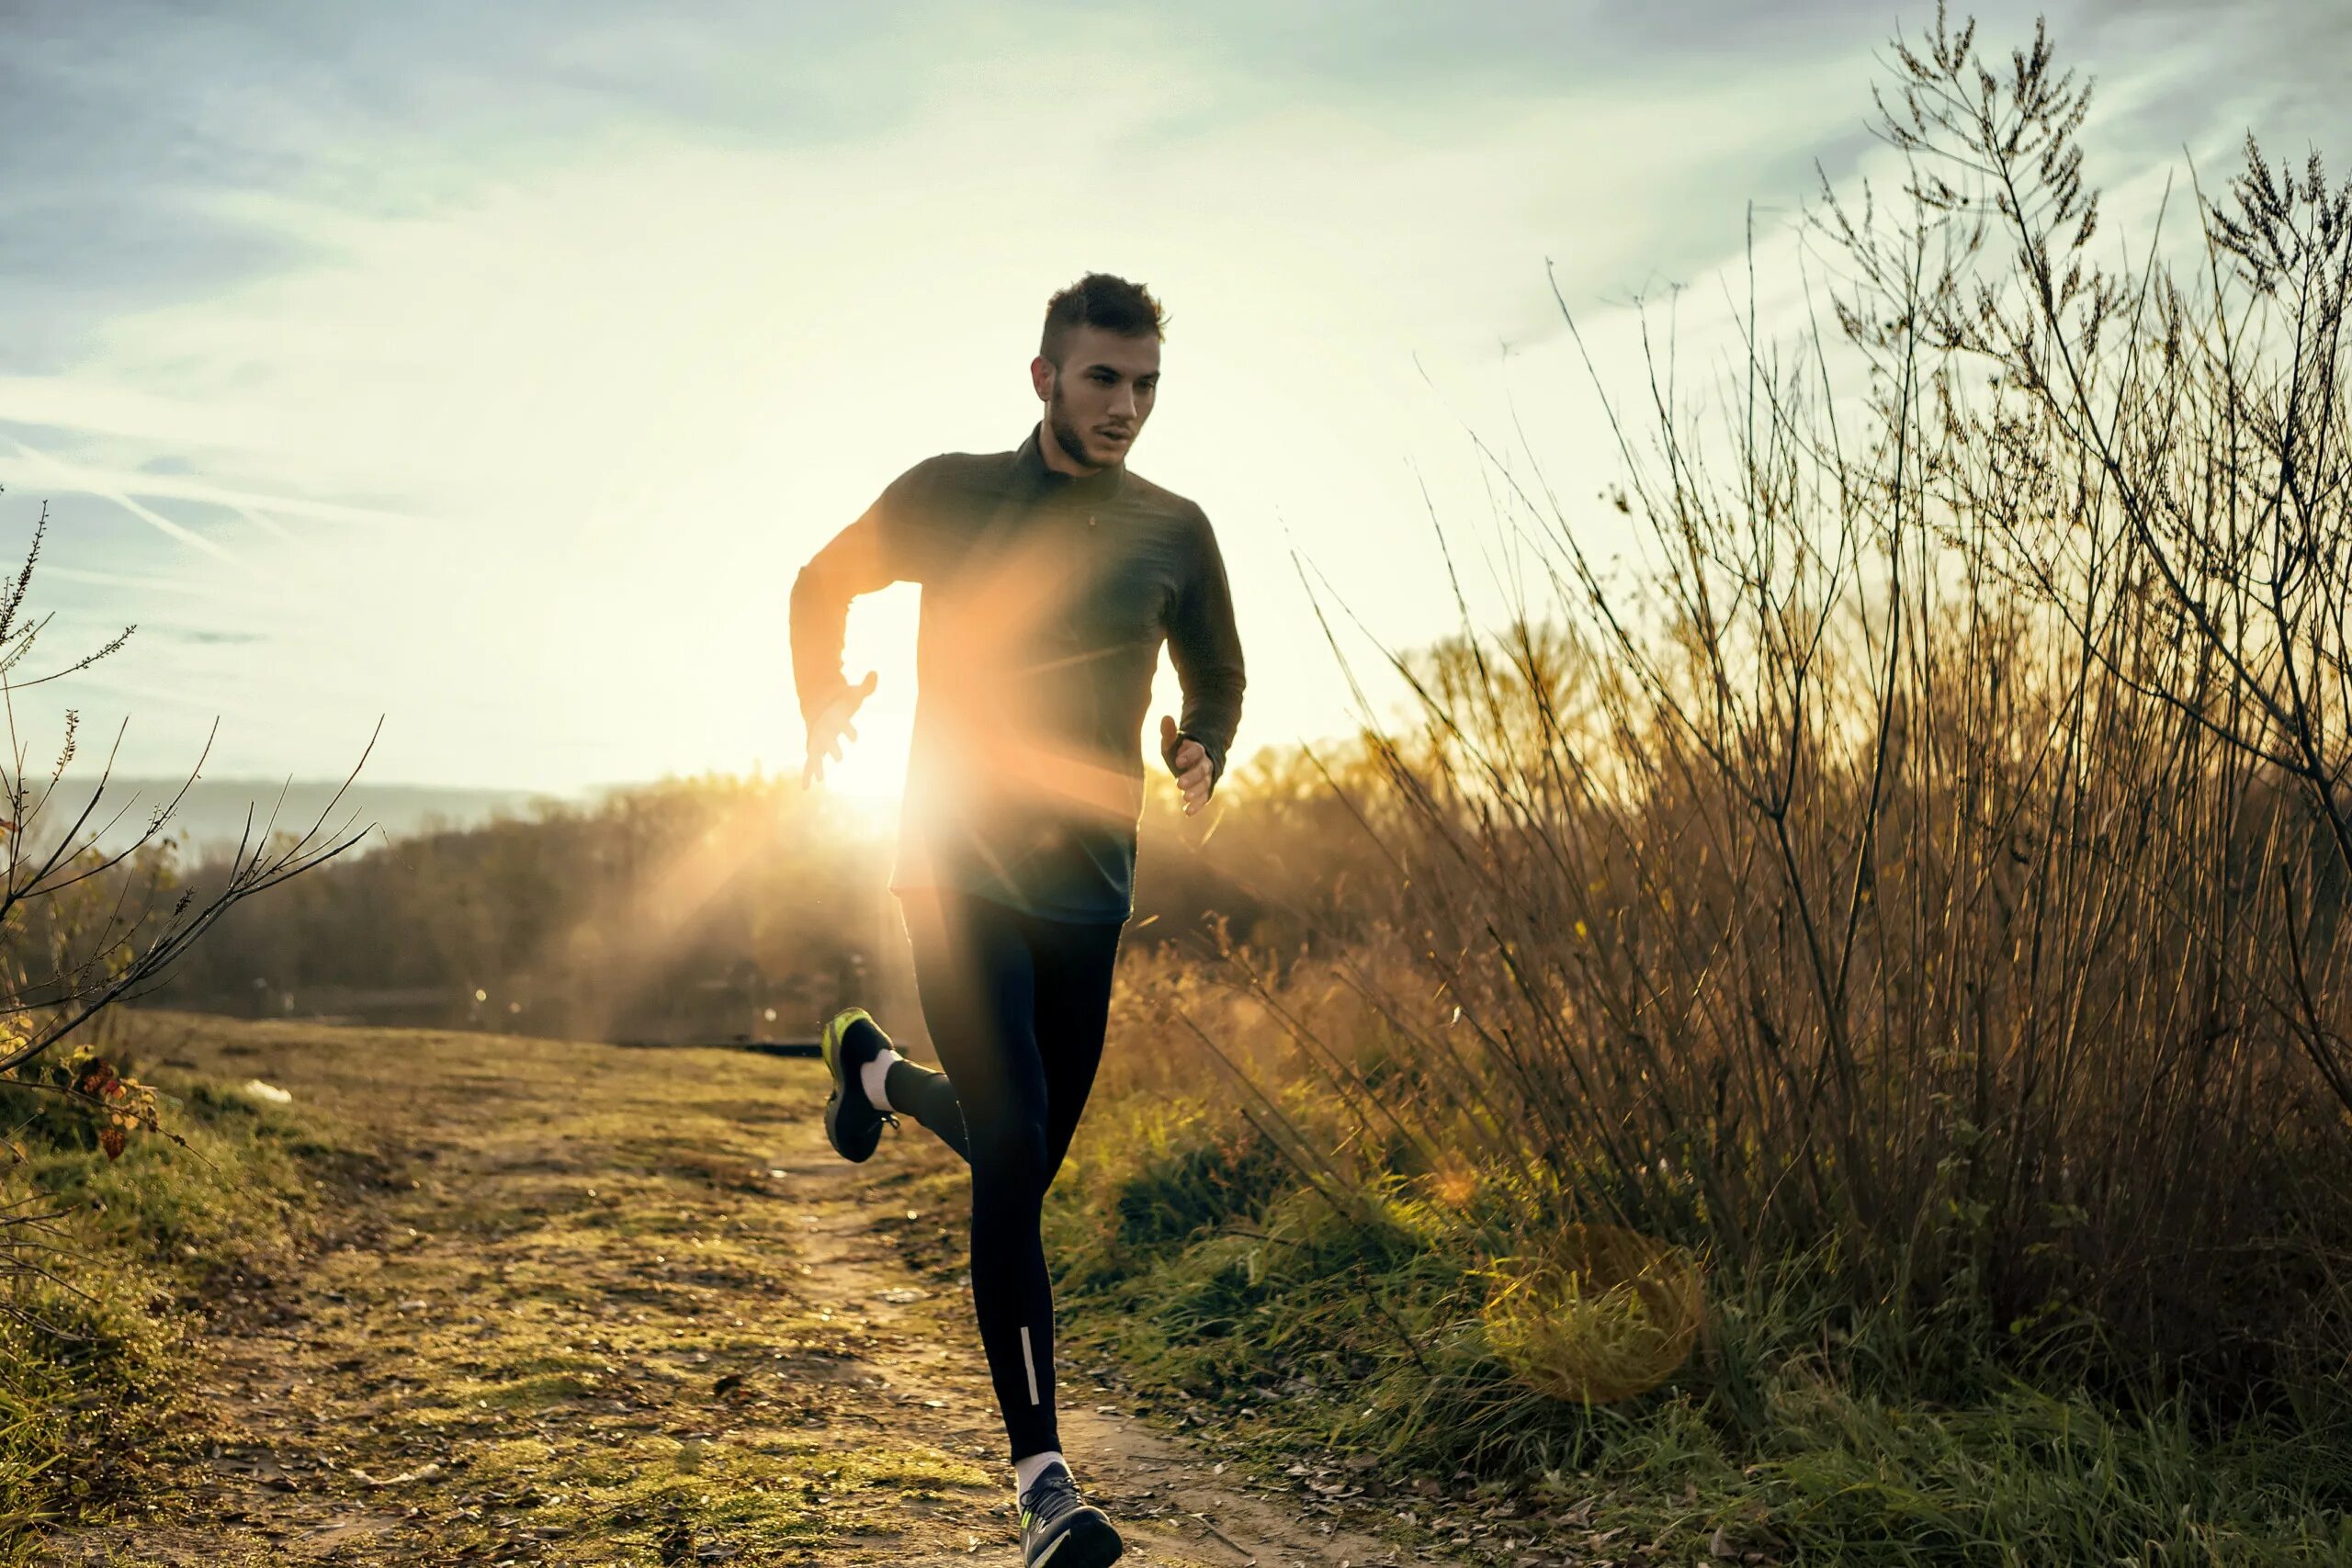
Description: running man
788,272,1245,1567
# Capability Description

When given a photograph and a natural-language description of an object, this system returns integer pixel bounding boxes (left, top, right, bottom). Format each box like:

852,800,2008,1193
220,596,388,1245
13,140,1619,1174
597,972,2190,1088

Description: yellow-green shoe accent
820,1008,896,1163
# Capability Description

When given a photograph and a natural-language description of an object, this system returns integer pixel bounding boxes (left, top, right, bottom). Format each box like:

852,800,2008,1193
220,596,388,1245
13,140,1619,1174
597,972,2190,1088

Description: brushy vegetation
1029,10,2352,1562
0,482,363,1553
0,1040,360,1556
0,486,362,1462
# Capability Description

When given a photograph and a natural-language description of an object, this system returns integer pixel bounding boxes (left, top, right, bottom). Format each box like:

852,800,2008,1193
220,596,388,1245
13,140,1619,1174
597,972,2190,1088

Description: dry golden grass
1478,1226,1707,1404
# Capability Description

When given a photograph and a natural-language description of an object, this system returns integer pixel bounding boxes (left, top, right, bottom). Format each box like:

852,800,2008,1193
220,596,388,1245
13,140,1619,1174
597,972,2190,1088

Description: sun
808,706,910,820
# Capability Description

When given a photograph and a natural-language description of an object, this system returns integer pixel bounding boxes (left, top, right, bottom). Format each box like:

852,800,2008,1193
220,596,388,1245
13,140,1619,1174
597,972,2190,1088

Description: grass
1042,1087,2352,1565
0,1046,368,1557
33,1009,1018,1566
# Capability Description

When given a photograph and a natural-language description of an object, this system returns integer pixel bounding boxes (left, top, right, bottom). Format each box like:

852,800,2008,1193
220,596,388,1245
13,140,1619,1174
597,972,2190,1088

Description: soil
39,1015,1490,1567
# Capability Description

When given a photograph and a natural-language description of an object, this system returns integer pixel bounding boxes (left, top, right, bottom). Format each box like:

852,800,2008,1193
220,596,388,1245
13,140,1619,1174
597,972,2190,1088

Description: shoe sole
1030,1512,1124,1568
820,1009,883,1164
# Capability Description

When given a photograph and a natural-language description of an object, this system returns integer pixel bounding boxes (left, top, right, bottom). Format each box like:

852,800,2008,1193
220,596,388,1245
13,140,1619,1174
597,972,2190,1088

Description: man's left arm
1165,506,1247,792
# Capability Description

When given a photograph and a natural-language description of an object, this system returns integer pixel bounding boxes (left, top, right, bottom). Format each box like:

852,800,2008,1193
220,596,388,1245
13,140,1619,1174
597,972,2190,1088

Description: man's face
1034,325,1159,470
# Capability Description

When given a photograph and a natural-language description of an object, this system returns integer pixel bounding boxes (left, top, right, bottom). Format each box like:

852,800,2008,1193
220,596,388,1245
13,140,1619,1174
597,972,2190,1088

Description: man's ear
1030,355,1055,401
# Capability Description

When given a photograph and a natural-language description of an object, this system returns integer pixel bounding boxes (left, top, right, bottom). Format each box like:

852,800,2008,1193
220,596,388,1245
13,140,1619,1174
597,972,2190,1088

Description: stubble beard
1046,385,1118,472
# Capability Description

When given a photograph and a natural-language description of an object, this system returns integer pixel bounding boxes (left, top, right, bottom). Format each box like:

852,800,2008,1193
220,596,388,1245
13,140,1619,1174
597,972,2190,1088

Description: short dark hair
1041,273,1167,368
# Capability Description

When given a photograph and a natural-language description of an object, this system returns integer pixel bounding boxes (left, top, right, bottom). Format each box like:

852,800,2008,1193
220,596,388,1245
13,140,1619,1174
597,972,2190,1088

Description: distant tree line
135,743,1404,1043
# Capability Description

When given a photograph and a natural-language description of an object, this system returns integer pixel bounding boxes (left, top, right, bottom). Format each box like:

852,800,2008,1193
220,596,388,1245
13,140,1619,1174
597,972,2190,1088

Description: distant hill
22,776,585,862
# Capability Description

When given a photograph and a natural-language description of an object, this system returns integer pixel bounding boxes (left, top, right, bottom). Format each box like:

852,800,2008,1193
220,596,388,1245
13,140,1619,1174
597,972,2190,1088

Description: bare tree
0,491,374,1289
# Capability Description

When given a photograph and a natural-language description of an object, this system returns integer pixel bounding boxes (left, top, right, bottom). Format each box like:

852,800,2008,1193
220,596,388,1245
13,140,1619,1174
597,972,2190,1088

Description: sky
2,0,2346,805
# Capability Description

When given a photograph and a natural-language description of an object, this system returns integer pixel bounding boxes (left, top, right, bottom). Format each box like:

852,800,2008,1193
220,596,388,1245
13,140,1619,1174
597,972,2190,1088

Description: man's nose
1109,384,1137,419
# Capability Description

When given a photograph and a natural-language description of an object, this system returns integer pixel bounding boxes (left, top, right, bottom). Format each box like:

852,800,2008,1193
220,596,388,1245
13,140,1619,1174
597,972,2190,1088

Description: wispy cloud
6,438,237,561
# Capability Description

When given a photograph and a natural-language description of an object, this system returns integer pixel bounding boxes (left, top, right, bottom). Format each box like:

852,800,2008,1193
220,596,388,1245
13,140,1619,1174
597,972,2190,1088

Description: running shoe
1018,1461,1125,1567
820,1007,897,1163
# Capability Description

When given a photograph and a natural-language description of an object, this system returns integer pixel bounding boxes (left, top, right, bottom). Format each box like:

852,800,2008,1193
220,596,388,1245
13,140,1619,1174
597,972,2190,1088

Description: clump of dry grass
1478,1225,1707,1404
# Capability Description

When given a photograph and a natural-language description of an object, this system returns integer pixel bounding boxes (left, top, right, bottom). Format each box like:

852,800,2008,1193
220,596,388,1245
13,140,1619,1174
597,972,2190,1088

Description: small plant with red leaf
0,1048,183,1193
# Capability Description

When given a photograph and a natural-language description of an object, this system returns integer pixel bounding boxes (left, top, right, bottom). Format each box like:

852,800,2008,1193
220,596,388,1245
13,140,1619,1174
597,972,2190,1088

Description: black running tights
888,887,1124,1464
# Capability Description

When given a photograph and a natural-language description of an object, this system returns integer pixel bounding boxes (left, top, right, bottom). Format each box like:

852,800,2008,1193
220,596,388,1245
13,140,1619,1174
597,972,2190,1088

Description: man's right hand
801,671,878,788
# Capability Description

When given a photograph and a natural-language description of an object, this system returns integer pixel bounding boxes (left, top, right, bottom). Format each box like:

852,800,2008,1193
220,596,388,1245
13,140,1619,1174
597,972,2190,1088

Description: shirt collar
1013,422,1126,507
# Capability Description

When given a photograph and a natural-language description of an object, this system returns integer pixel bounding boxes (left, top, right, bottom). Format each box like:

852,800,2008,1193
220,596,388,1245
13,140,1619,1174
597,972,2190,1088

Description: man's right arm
789,512,894,728
789,464,933,728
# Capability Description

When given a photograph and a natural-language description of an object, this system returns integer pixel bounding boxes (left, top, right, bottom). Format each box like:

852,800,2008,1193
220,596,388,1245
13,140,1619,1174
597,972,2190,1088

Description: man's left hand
1159,715,1213,817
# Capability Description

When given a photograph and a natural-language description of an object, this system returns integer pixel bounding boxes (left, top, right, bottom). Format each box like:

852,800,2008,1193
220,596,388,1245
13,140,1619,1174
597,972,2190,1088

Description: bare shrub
1180,6,2352,1398
0,495,368,1296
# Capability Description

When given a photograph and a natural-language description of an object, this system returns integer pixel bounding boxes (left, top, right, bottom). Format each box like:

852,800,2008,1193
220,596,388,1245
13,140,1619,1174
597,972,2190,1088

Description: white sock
859,1047,902,1112
1014,1450,1068,1500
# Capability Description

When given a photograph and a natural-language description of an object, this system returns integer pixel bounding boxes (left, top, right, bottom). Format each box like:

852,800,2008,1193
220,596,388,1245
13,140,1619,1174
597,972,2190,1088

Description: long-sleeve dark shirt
791,423,1246,923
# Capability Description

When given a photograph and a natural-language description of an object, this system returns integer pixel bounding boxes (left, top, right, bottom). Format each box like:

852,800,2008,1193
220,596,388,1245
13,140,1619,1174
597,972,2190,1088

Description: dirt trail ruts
43,1015,1466,1567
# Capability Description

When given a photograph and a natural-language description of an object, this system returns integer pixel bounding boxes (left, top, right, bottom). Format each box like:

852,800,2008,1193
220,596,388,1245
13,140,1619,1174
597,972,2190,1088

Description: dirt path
45,1016,1474,1567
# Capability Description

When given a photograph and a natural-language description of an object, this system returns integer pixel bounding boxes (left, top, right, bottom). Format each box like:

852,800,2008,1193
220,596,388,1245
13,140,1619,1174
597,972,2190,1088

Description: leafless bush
1182,6,2352,1395
0,493,370,1297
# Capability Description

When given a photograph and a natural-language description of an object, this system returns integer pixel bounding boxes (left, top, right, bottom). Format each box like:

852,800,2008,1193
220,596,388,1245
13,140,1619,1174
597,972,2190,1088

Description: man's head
1032,273,1164,473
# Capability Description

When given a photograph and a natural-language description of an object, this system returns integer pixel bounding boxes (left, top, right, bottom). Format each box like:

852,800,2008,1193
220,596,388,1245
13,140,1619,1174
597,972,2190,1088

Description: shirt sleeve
1166,504,1247,785
789,461,935,727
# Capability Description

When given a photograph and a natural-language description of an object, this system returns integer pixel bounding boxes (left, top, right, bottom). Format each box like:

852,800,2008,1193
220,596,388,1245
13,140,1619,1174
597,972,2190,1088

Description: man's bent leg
877,1047,972,1162
903,889,1065,1464
871,892,974,1162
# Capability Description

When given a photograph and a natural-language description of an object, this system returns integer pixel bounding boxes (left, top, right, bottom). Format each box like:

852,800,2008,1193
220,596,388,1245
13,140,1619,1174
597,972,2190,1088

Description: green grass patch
1044,1092,2352,1565
0,1052,365,1558
447,1427,990,1558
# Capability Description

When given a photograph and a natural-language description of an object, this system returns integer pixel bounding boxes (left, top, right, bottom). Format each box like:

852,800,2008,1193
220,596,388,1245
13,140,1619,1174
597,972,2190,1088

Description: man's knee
971,1113,1052,1191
